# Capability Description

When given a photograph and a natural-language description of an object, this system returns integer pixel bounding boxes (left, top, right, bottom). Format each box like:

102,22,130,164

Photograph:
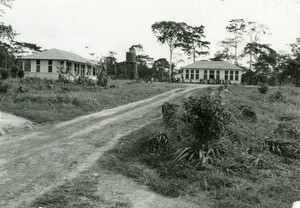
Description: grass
96,85,300,207
0,77,185,124
31,170,131,208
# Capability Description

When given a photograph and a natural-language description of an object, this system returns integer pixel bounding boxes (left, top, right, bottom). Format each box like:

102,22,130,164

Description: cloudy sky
1,0,300,65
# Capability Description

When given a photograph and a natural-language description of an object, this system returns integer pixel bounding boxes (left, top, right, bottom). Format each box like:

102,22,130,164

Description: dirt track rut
0,85,210,208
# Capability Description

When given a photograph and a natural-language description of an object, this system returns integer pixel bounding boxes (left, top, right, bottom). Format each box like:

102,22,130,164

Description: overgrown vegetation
99,85,300,207
0,77,185,123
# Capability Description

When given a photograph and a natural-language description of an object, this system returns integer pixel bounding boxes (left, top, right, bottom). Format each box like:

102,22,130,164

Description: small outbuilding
182,60,244,84
20,48,98,80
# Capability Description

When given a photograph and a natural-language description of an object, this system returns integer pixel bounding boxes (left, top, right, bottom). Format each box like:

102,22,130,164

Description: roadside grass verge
31,170,131,208
0,78,185,124
98,85,300,207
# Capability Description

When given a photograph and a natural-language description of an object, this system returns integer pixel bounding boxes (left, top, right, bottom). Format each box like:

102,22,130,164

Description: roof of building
183,61,243,70
20,48,94,65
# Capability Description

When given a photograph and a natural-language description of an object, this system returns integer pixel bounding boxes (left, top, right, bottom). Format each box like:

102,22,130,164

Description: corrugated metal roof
183,61,242,70
20,48,94,65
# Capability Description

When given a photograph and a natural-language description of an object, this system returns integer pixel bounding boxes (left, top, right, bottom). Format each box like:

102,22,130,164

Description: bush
183,94,230,147
269,90,285,103
257,83,268,94
161,102,179,128
172,94,231,166
0,68,10,79
0,81,8,93
238,105,258,122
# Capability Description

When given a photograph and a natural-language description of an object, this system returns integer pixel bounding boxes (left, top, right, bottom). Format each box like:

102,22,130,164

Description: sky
1,0,300,66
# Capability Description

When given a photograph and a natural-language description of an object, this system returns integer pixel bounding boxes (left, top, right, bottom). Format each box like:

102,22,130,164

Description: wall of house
25,59,95,80
183,68,243,83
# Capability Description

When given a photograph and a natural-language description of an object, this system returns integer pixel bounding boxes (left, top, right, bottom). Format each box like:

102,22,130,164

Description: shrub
265,138,298,157
269,90,286,103
161,102,179,128
172,94,231,166
183,94,230,147
0,81,8,93
0,68,10,79
238,105,257,122
257,83,268,94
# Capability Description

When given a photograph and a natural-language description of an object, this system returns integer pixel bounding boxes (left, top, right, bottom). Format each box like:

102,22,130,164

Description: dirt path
0,84,210,208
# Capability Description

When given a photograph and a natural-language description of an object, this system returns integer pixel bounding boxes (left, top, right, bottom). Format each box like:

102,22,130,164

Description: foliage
0,67,9,79
257,83,268,94
182,94,230,148
152,58,169,81
98,86,300,208
225,19,246,63
268,90,285,103
161,102,179,128
151,21,187,80
179,25,210,62
265,138,299,158
238,105,257,122
0,0,13,15
0,80,8,93
243,43,277,77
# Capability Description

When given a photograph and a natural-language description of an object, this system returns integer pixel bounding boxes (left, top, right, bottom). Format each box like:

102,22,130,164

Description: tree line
0,0,299,86
151,20,300,86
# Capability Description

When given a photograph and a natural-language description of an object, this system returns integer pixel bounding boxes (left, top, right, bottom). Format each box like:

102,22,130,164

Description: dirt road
0,85,210,208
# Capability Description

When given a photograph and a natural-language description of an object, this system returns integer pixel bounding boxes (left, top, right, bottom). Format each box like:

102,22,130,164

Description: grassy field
97,85,300,208
0,78,185,124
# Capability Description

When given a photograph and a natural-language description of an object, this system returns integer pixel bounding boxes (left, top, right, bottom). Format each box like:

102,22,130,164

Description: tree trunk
234,42,238,64
169,48,172,82
250,50,253,71
193,50,196,63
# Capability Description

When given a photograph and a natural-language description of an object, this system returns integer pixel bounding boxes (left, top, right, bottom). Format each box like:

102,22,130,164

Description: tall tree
180,25,210,62
0,0,13,16
129,44,143,54
151,21,186,81
243,43,277,83
225,19,246,63
0,23,17,70
279,38,300,86
152,58,170,80
102,51,118,76
214,38,236,63
246,21,270,70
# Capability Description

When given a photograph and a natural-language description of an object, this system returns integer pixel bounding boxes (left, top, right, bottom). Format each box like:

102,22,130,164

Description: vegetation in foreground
0,77,185,123
98,85,300,208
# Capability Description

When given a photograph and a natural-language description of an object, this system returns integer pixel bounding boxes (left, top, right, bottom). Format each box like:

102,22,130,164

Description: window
74,63,79,74
81,64,85,76
93,67,96,76
195,70,199,79
87,66,91,75
225,71,228,80
209,70,215,79
66,62,71,72
25,60,31,72
191,70,194,79
48,60,53,73
204,70,208,80
36,60,40,72
216,70,220,80
235,71,239,81
230,71,234,81
185,70,190,79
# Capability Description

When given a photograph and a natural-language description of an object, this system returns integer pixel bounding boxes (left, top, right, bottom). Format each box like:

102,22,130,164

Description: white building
20,48,98,80
182,61,244,84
